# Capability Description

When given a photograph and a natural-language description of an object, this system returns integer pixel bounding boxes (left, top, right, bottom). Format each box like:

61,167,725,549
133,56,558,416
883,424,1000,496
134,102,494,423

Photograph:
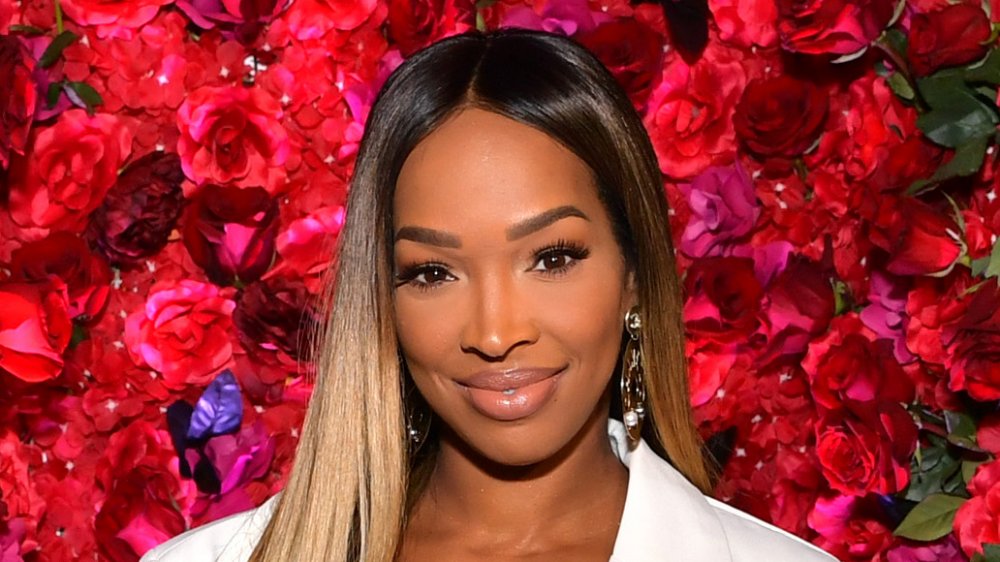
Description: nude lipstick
458,367,564,422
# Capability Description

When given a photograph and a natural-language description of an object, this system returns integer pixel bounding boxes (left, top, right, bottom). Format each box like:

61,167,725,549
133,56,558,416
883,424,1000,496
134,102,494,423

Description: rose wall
1,0,1000,560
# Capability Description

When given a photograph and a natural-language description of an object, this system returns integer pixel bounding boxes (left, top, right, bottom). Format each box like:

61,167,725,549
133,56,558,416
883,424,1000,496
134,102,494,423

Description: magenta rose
0,35,36,171
678,162,758,258
9,231,112,325
182,184,279,286
0,280,72,383
809,494,894,559
942,282,1000,401
177,85,290,193
89,151,186,265
7,109,132,232
175,0,289,44
60,0,175,39
776,0,896,56
124,280,236,389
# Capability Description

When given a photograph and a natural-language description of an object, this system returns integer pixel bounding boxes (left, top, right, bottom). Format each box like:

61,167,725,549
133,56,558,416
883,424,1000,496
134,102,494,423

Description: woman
142,29,836,562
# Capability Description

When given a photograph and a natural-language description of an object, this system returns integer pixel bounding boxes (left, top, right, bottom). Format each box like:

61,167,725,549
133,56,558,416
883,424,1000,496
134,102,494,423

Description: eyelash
394,239,591,292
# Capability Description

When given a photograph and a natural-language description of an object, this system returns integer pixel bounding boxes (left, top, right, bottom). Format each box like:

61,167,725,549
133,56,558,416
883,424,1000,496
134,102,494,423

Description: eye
395,263,456,291
530,240,590,275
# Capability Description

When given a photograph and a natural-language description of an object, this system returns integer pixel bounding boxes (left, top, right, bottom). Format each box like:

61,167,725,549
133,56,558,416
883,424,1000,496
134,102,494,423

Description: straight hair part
249,28,714,562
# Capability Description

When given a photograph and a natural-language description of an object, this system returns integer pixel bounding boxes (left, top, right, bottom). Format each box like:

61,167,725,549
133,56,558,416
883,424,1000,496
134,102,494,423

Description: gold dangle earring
620,306,646,443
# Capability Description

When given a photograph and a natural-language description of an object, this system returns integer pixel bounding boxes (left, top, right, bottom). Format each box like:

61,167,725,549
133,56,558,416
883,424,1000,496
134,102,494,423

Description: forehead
393,108,606,230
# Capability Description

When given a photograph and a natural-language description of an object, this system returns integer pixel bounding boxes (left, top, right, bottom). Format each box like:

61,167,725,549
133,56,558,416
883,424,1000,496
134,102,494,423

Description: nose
459,271,539,361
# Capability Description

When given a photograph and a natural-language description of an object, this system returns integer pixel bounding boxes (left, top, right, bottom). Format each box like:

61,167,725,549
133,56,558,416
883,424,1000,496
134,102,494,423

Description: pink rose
177,85,290,193
124,280,236,389
7,110,132,232
678,162,758,258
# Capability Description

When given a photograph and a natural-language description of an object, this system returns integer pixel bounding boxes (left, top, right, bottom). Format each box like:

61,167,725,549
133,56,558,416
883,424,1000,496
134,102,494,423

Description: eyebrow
393,205,590,248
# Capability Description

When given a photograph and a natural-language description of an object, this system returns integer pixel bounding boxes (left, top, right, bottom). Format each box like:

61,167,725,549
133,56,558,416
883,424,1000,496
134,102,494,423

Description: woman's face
392,108,635,466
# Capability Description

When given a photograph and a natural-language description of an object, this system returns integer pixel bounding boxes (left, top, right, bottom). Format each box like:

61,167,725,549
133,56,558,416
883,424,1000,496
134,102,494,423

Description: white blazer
142,420,836,561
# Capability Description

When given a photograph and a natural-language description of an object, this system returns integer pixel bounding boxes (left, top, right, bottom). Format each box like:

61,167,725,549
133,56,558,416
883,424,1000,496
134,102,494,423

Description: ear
623,268,638,312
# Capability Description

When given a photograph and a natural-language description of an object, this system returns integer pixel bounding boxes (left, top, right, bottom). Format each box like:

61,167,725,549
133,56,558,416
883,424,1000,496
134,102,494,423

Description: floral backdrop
1,0,1000,560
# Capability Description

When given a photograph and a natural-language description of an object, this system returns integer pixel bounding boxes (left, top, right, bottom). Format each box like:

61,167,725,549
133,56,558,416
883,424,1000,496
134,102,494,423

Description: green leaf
9,24,46,36
973,544,1000,562
882,27,908,57
887,72,916,101
963,460,985,484
38,30,78,68
916,85,999,147
65,81,103,114
985,235,1000,280
906,437,962,502
973,256,991,277
946,410,977,440
966,49,1000,85
46,81,63,109
907,136,990,196
894,493,967,541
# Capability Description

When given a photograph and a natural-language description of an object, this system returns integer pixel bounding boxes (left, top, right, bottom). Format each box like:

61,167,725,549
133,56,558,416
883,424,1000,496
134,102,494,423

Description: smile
457,367,566,422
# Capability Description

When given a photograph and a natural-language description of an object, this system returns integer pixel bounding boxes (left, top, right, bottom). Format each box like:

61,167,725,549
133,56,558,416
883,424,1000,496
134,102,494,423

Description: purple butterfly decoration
167,369,244,493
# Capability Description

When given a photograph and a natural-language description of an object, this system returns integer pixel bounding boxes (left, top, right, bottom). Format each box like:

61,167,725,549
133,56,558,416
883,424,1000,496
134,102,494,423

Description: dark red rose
7,110,132,232
0,280,72,383
683,256,764,344
734,75,828,159
89,151,186,266
956,459,1000,557
182,184,279,286
234,276,320,365
776,0,896,56
387,0,474,57
9,231,112,325
942,282,1000,401
871,196,963,276
0,35,36,171
576,19,665,109
814,405,916,496
908,4,992,77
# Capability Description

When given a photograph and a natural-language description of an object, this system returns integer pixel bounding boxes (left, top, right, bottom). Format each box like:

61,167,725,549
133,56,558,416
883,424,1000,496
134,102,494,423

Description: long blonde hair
249,28,714,562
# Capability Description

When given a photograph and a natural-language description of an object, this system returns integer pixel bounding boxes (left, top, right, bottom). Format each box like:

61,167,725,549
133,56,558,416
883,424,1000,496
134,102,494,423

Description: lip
457,366,566,422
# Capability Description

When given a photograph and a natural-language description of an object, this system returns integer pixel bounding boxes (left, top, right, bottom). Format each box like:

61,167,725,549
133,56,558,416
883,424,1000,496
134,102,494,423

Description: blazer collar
608,419,733,562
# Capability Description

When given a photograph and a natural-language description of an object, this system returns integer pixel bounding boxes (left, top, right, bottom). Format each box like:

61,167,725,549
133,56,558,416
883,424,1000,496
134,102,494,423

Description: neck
411,399,628,550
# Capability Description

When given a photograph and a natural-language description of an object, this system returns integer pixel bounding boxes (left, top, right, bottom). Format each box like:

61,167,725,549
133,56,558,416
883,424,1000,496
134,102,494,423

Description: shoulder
705,497,836,562
140,495,279,562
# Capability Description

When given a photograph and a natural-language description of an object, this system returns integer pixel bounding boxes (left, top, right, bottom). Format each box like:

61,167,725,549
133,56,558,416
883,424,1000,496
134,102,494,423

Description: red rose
955,459,1000,557
942,282,1000,401
7,110,132,232
908,4,992,77
871,196,963,276
576,19,664,109
759,256,836,360
124,280,236,389
0,35,36,170
905,269,976,367
261,205,344,294
870,135,946,194
814,405,916,496
776,0,896,56
89,151,186,265
803,315,914,413
182,184,279,286
60,0,174,39
683,256,764,344
177,86,290,193
387,0,475,57
709,0,778,48
734,75,828,159
9,231,112,325
644,43,749,178
0,280,72,383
